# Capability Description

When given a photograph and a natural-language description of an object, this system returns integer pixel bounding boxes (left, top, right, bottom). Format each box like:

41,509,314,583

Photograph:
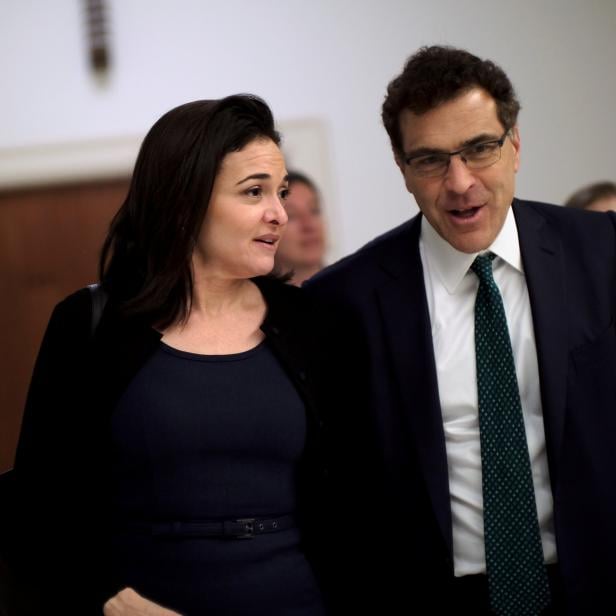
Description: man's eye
467,142,498,157
415,155,445,168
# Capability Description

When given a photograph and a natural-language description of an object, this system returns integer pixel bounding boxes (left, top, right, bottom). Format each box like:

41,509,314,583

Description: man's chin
442,230,495,254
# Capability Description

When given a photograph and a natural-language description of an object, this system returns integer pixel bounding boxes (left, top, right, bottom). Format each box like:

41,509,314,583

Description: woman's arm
12,289,113,610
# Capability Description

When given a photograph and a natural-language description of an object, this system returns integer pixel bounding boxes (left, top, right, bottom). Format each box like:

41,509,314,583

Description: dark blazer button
271,326,280,335
298,370,307,381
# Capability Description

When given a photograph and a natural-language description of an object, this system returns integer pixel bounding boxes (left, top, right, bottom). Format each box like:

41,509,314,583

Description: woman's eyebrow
235,173,271,185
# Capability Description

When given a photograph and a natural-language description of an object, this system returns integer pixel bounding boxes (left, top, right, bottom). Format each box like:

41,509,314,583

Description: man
306,46,616,614
565,180,616,212
274,170,327,286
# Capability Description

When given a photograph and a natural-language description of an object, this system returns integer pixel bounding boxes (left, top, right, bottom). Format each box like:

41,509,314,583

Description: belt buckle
235,518,256,539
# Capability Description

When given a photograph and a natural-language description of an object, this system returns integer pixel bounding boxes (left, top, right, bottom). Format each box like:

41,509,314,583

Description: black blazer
11,276,329,614
305,199,616,614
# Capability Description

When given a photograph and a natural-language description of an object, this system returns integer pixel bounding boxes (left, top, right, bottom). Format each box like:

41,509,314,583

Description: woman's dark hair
382,45,521,157
99,94,280,328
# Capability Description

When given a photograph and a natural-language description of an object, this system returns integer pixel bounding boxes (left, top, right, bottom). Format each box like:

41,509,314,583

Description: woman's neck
161,277,266,354
190,276,258,317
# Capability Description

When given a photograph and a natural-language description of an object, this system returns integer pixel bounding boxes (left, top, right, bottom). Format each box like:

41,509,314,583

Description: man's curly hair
382,45,520,156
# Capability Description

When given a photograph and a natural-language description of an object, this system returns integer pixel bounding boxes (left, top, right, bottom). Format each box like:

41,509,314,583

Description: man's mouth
449,206,481,218
449,206,482,219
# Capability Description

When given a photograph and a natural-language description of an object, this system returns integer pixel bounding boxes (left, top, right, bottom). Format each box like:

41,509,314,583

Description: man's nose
298,213,319,230
442,154,475,194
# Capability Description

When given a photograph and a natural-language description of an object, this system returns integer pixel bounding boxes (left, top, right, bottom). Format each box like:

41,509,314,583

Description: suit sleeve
611,211,616,316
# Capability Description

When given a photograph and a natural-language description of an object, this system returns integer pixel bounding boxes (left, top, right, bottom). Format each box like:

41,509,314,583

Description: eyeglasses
403,130,510,178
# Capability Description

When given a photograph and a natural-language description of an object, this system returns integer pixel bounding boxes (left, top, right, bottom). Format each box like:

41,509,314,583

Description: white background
1,0,615,261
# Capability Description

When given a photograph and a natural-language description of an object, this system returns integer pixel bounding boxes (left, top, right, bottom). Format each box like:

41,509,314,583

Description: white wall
2,0,615,260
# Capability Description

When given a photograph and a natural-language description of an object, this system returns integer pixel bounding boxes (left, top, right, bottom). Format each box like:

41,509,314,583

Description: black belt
123,514,296,540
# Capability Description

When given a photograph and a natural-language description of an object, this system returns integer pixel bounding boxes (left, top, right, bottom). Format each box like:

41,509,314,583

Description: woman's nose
264,196,288,225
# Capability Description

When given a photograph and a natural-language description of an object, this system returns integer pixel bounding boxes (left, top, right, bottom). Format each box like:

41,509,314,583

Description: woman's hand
103,587,182,615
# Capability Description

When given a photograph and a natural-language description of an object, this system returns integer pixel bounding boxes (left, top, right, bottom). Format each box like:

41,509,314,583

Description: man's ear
510,125,521,173
394,153,415,196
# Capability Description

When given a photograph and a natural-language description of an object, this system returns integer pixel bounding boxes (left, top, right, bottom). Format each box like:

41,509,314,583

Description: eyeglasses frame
403,129,511,177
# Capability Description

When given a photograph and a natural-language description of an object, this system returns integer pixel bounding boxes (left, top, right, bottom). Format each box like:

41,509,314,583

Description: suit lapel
375,215,453,553
369,202,567,554
513,200,567,480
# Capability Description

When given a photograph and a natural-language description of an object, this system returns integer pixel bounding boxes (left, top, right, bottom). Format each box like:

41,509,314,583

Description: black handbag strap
87,283,108,337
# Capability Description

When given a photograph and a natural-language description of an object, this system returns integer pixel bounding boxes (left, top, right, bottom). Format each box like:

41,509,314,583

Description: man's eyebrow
405,132,503,159
461,132,502,147
404,146,446,159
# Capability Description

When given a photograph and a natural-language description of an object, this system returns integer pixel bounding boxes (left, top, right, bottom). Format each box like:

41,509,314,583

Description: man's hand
103,587,182,615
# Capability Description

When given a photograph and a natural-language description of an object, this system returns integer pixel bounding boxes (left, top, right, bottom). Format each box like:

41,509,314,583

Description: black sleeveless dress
109,341,326,616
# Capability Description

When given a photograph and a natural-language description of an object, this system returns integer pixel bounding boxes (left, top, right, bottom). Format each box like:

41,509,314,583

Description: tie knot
471,252,496,283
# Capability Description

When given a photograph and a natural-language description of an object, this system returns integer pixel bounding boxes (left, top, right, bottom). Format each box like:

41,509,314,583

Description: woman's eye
246,186,262,197
279,188,290,201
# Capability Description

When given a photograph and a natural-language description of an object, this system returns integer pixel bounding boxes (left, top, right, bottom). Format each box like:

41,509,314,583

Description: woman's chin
248,259,276,278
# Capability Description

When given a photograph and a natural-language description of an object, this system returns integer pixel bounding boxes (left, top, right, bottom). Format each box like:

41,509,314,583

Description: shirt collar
420,206,523,294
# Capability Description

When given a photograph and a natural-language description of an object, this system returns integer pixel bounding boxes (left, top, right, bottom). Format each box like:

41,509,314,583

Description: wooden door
0,178,129,472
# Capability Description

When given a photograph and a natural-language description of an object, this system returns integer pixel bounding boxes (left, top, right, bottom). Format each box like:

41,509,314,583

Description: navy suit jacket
306,199,616,614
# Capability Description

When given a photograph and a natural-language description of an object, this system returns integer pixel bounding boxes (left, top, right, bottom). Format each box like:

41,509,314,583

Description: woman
274,171,327,286
13,95,329,615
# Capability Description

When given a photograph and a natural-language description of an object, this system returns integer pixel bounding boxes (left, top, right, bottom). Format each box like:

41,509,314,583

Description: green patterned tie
471,253,550,616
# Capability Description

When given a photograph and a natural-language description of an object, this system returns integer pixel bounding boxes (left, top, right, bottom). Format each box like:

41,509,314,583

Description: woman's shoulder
45,287,92,328
29,287,102,359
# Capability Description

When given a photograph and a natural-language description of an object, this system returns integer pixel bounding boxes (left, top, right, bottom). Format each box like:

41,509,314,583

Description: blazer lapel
513,200,567,480
375,215,453,553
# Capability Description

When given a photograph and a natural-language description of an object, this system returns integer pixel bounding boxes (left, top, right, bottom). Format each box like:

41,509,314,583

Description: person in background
274,171,327,286
305,45,616,615
11,95,329,616
564,180,616,212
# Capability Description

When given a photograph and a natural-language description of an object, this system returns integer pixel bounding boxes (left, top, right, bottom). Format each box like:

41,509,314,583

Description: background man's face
586,195,616,212
275,181,326,269
396,88,520,254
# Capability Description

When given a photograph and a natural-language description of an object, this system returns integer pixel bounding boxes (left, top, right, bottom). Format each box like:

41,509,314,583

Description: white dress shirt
419,207,557,576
